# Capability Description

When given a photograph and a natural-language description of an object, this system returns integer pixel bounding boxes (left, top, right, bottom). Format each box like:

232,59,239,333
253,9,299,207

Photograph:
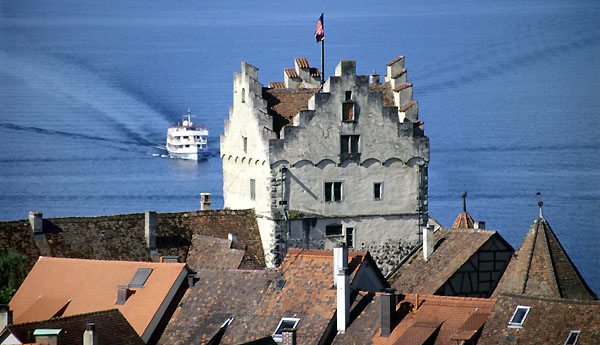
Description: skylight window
564,330,581,345
273,317,300,342
129,268,153,288
508,305,530,328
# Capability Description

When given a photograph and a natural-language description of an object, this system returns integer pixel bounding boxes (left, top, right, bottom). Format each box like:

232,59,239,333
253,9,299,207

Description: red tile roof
387,56,404,66
285,68,299,78
295,57,310,69
451,212,475,229
389,229,502,294
332,293,496,345
392,83,412,92
222,248,377,344
268,82,286,89
478,293,600,345
262,88,318,134
390,69,406,79
9,257,188,340
493,218,597,300
158,268,269,345
398,100,417,112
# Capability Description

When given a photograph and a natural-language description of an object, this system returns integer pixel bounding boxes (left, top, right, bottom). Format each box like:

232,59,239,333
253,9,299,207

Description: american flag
314,14,324,42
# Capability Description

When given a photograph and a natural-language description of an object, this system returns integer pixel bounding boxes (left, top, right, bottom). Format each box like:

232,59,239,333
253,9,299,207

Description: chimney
0,305,13,329
160,255,180,263
187,272,196,289
474,221,485,230
33,329,62,345
145,211,157,254
336,244,350,333
228,233,238,249
116,285,133,305
29,211,43,235
83,323,98,345
281,328,297,345
369,73,380,84
380,288,397,337
333,243,348,287
423,225,434,261
200,193,211,210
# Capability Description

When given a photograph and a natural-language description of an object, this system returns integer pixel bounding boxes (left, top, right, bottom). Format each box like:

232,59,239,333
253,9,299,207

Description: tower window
342,102,354,121
324,181,342,202
241,88,246,103
341,135,359,154
243,136,248,153
373,182,383,200
345,91,352,101
346,227,354,248
250,178,256,200
325,224,343,236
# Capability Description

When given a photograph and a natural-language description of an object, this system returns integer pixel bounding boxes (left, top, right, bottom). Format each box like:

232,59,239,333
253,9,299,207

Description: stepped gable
3,309,144,345
493,217,597,300
478,293,600,345
158,268,269,345
262,88,318,134
185,234,244,271
389,229,502,294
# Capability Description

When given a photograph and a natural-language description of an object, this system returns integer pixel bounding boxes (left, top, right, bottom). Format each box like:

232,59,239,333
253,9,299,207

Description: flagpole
321,13,325,88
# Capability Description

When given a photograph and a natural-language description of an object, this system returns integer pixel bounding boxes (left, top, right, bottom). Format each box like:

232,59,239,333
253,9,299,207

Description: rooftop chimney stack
145,211,157,254
83,323,98,345
380,288,397,337
200,193,211,210
335,243,350,333
423,225,434,261
333,243,348,287
33,329,62,345
281,328,297,345
187,272,196,289
0,305,13,329
29,211,43,235
116,285,133,305
474,221,485,230
228,233,238,249
369,70,380,84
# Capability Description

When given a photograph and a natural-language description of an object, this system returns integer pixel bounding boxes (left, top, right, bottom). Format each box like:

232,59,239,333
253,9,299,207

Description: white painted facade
221,57,429,267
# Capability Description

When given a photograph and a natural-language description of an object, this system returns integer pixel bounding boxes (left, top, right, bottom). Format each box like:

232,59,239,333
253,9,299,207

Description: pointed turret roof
494,216,597,300
451,191,475,229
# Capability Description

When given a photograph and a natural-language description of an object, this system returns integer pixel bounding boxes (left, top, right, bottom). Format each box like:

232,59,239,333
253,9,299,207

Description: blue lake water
1,0,599,293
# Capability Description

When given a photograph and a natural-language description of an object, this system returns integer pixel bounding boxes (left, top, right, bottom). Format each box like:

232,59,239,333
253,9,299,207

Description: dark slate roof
222,249,373,345
0,209,265,275
478,293,600,345
493,217,597,300
332,293,496,345
262,88,318,134
388,229,504,294
451,212,475,229
185,234,245,271
158,268,269,345
4,309,144,345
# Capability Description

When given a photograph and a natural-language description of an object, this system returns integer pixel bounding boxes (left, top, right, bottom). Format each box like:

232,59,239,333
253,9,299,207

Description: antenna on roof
461,191,468,213
536,192,543,219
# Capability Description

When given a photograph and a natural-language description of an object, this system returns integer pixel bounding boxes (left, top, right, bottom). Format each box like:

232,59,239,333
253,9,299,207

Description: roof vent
129,268,153,288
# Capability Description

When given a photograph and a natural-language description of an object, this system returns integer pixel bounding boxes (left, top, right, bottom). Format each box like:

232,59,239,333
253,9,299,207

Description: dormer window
564,331,581,345
273,317,300,342
508,305,530,328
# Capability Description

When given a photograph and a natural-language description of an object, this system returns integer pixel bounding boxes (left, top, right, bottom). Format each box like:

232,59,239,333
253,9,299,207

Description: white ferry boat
166,109,208,160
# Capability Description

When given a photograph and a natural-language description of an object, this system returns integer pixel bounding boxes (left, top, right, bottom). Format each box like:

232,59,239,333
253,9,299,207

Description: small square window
324,181,342,202
250,179,256,200
564,330,581,345
342,102,355,121
326,224,343,236
345,227,354,248
273,317,300,342
340,135,359,154
373,182,383,200
508,305,530,327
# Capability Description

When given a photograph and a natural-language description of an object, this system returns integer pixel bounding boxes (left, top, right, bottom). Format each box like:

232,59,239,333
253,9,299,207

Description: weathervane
536,192,543,219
